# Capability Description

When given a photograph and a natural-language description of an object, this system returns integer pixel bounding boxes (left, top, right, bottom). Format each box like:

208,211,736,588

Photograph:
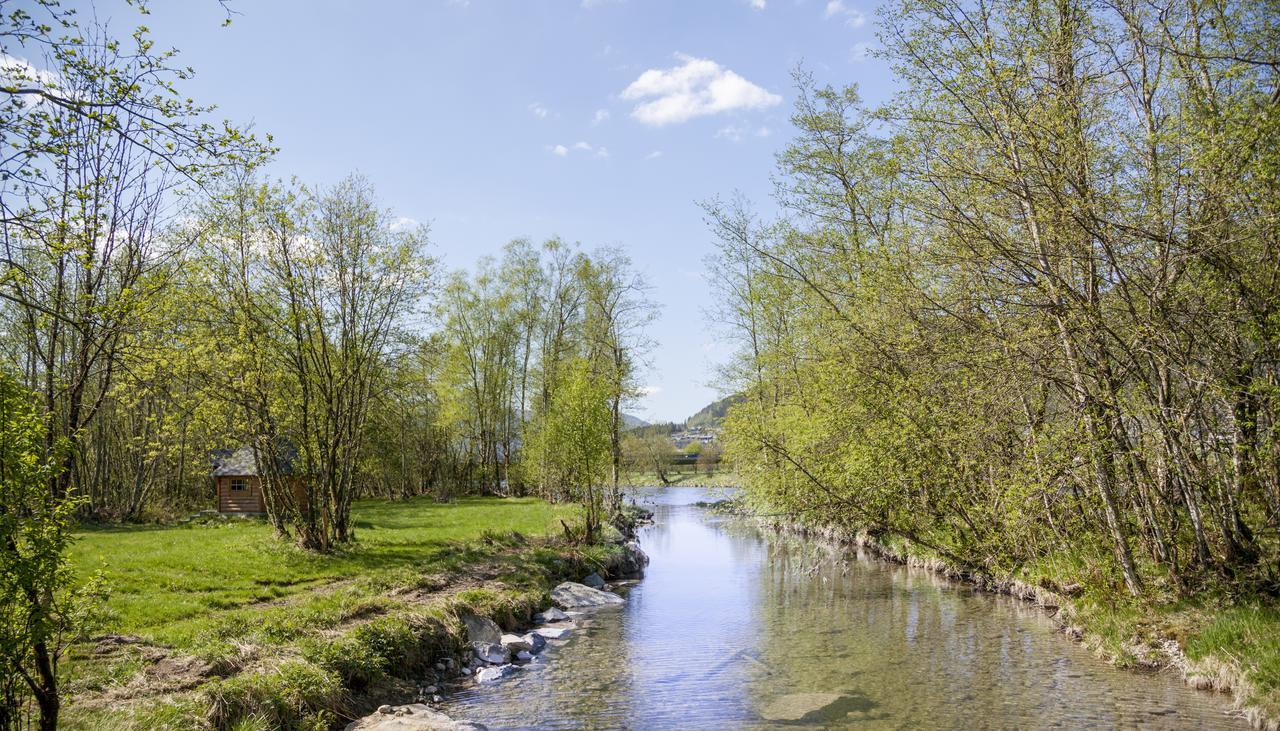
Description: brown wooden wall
217,476,264,513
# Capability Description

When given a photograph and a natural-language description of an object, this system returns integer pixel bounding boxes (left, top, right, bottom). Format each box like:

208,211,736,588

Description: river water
442,487,1242,729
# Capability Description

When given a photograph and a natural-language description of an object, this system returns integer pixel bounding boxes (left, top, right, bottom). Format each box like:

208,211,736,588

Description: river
441,487,1242,729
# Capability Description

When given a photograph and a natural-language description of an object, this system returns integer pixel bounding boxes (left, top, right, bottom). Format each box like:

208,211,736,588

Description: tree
522,357,613,540
0,371,102,730
697,443,721,477
622,432,676,485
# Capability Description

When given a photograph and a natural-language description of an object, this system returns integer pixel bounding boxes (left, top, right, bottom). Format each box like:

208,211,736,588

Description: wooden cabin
212,444,308,514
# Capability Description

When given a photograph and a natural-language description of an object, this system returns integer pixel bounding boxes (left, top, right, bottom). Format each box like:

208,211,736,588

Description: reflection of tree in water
443,495,1243,729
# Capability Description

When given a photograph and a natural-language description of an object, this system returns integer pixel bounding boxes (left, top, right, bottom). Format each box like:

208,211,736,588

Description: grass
71,496,576,639
62,495,615,730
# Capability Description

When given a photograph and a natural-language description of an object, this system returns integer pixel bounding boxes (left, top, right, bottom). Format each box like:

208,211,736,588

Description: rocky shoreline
751,513,1275,731
347,534,649,730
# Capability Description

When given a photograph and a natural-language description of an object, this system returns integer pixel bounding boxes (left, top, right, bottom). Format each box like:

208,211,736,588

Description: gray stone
515,650,533,662
521,632,547,653
460,614,502,645
378,705,393,714
534,607,569,623
758,693,846,723
533,626,572,640
472,642,508,664
582,572,606,589
551,581,624,609
500,633,532,653
475,664,519,683
344,703,488,730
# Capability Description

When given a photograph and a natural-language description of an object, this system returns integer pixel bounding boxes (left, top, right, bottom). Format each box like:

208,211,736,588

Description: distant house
211,444,307,514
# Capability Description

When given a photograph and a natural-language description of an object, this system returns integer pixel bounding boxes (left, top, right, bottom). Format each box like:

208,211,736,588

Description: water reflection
441,487,1241,729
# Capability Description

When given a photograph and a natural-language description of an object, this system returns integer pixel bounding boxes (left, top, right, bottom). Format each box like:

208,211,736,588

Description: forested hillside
710,0,1279,719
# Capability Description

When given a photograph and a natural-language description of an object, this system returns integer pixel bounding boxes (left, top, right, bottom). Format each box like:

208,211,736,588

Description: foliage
0,372,103,729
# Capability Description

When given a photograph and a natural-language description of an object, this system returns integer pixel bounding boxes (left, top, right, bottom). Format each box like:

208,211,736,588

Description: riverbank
62,497,633,730
745,506,1278,730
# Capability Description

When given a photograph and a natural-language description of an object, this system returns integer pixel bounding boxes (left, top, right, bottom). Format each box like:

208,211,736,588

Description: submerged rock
758,693,848,723
534,607,569,623
550,581,624,609
533,626,572,640
460,614,502,645
475,664,520,683
344,703,488,730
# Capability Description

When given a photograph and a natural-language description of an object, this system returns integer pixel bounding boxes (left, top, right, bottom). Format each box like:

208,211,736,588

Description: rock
433,662,446,672
500,634,532,653
515,650,533,662
475,664,519,683
459,614,502,645
521,632,547,653
378,705,393,714
534,607,569,623
424,685,438,694
533,626,571,639
758,693,847,723
600,523,627,544
550,581,624,609
582,573,606,589
344,703,488,730
472,642,508,664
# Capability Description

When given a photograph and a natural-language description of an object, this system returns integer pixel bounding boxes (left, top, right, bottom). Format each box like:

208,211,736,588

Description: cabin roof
211,443,298,477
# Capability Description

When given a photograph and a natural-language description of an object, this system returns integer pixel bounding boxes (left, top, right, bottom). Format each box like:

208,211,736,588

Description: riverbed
442,487,1242,729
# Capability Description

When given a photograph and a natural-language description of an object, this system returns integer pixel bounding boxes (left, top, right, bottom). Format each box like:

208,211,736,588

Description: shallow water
442,487,1242,729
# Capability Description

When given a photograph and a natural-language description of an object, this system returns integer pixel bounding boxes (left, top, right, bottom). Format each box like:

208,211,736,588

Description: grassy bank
63,496,616,730
750,507,1279,730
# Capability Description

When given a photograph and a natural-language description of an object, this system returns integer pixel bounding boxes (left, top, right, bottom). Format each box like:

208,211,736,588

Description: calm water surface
442,487,1242,729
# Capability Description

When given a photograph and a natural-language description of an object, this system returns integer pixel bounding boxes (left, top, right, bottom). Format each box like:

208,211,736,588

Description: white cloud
1,53,62,109
646,150,664,160
749,0,766,8
581,0,621,7
638,385,662,396
851,42,873,61
825,0,867,27
390,216,419,231
715,124,772,142
621,53,782,126
529,102,549,119
549,142,608,159
592,109,611,125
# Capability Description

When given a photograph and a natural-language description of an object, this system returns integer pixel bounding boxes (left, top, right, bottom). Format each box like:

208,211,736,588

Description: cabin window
230,478,248,492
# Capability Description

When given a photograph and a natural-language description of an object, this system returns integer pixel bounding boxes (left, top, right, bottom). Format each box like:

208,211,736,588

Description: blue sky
68,0,893,422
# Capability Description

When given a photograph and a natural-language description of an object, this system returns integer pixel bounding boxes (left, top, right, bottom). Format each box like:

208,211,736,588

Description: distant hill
621,413,650,430
686,394,744,429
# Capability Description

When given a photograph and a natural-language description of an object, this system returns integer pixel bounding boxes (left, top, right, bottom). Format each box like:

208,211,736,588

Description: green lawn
71,496,579,648
65,496,596,729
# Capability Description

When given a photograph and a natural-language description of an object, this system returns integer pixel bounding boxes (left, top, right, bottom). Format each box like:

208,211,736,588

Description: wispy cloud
581,0,622,8
548,142,608,158
715,124,772,142
646,150,664,160
529,102,550,119
748,0,766,8
638,385,662,397
390,216,420,231
592,109,611,125
825,0,867,27
621,53,782,126
851,41,873,61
